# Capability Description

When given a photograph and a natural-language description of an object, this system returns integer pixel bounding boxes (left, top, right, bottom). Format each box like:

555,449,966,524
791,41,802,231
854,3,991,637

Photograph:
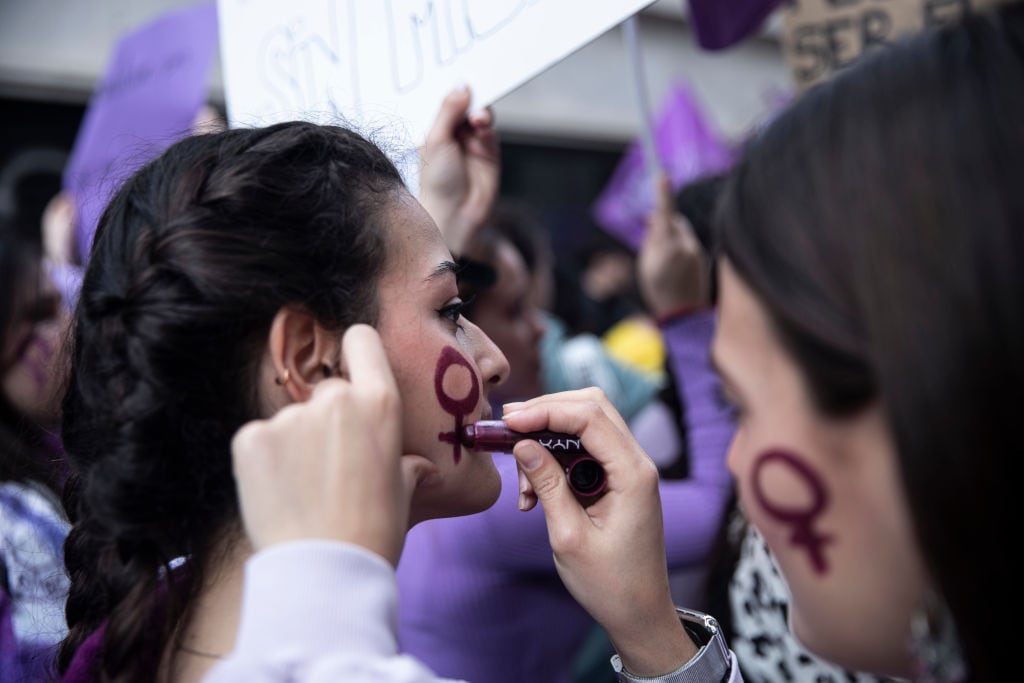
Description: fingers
338,324,398,397
654,172,673,219
400,454,438,495
467,105,493,129
513,440,586,526
516,464,537,511
425,87,472,148
503,387,631,436
642,173,674,252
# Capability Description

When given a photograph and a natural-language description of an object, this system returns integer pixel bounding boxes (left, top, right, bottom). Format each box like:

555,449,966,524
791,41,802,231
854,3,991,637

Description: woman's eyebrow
426,260,459,283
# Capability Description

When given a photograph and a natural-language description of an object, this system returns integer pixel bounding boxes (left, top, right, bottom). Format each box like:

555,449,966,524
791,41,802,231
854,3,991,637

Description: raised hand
638,174,711,318
418,87,500,258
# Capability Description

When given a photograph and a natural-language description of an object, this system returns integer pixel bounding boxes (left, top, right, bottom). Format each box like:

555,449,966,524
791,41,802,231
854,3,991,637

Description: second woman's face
2,263,66,428
374,192,510,524
711,260,927,678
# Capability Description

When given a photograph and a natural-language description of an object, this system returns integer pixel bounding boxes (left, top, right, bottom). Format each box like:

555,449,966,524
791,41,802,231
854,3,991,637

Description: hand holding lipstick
503,388,697,678
230,325,437,567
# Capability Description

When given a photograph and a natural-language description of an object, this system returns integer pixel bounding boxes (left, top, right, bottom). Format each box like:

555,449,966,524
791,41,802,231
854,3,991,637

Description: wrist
611,608,731,683
608,605,696,677
654,305,711,327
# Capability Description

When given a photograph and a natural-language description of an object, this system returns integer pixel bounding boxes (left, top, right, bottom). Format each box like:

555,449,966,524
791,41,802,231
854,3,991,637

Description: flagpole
622,15,661,180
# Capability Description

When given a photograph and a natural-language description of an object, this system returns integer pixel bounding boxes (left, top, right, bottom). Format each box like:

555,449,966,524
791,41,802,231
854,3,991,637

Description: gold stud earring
274,369,291,386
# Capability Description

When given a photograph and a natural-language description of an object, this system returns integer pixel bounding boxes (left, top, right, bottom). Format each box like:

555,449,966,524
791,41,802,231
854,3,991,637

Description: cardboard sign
782,0,1011,89
592,84,734,252
217,0,656,146
63,2,219,262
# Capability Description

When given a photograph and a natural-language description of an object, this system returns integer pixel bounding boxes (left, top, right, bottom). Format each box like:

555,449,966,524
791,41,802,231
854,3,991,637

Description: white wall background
0,0,793,144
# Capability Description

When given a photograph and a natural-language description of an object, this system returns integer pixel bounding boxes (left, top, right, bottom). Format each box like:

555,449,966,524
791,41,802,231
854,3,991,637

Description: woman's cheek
434,345,480,466
747,448,836,577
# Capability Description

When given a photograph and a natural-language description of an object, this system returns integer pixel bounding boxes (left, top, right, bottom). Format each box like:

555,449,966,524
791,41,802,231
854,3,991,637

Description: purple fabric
1,585,16,678
396,310,735,683
592,84,735,251
686,0,783,50
62,2,218,264
60,627,104,683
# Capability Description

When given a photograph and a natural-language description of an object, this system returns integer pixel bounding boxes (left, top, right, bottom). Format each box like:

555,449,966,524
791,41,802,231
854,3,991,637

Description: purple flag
686,0,783,51
592,84,734,252
62,2,218,263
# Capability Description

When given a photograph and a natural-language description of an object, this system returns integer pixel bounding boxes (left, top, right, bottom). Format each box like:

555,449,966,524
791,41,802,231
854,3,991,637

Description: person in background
394,147,734,681
0,172,72,681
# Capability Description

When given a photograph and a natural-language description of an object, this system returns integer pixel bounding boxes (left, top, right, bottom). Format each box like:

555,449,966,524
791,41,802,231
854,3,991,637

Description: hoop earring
908,590,967,683
274,369,291,386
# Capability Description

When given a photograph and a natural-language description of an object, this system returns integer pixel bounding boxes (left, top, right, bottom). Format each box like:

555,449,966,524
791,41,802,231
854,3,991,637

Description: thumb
401,454,439,496
513,441,585,526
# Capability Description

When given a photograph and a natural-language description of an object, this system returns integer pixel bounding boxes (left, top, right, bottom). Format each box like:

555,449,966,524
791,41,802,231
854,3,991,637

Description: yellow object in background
601,315,666,380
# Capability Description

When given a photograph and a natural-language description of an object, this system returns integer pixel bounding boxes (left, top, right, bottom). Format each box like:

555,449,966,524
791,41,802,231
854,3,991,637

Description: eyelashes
714,383,743,421
438,294,476,326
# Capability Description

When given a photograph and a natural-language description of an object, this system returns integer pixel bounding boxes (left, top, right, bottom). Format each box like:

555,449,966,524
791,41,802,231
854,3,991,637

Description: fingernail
518,469,528,495
517,444,543,472
518,493,527,511
503,402,524,415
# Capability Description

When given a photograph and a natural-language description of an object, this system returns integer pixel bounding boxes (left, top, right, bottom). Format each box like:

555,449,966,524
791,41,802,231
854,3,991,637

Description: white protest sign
218,0,656,146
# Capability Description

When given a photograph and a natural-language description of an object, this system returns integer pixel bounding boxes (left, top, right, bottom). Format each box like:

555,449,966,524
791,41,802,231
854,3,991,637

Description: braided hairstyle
57,122,404,681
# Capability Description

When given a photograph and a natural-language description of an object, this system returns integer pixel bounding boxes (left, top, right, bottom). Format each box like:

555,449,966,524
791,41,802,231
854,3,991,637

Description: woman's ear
266,307,340,402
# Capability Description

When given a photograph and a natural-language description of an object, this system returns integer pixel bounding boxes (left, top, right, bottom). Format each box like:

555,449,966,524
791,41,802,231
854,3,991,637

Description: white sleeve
204,540,463,683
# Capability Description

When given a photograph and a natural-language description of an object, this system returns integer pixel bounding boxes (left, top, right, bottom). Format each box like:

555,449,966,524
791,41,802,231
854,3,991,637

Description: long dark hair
58,122,403,681
717,8,1023,680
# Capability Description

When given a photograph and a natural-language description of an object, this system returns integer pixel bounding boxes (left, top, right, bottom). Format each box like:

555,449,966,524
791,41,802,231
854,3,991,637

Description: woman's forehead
379,194,453,282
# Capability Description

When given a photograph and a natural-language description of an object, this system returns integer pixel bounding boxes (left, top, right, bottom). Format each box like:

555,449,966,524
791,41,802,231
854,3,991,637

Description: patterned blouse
1,481,70,682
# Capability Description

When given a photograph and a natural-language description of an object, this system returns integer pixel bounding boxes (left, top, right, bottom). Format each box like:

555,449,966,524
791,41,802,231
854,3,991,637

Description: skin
710,260,928,677
373,192,510,522
466,238,545,402
1,263,66,428
168,191,509,683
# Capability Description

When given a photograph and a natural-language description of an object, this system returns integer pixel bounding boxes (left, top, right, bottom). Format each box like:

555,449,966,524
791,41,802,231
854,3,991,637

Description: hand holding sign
418,87,500,259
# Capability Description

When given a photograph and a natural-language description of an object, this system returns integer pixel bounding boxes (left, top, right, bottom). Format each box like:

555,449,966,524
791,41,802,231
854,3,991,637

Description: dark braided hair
57,122,403,681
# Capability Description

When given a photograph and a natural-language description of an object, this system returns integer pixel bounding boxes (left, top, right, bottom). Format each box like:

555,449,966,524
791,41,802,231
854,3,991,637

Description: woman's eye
438,295,475,327
714,384,744,422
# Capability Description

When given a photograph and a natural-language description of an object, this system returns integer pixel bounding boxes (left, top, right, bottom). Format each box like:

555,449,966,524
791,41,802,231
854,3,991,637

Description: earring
274,369,291,386
908,591,967,683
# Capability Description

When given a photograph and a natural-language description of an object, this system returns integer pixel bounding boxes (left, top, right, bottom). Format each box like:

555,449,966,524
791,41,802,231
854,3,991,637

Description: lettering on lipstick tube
536,437,582,452
751,449,834,575
435,346,480,465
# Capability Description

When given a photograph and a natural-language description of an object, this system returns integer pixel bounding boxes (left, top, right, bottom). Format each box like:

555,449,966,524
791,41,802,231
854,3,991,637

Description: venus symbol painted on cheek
751,449,834,575
435,346,480,465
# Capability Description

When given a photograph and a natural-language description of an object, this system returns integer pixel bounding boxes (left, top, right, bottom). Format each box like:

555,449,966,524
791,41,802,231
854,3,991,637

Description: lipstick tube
461,420,607,504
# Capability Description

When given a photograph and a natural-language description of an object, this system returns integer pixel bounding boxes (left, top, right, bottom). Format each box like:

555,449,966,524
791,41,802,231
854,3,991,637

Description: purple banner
686,0,782,51
592,83,735,252
63,2,218,263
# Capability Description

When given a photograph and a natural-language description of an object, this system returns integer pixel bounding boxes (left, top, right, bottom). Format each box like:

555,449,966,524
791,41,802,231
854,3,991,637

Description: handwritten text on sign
782,0,1009,89
218,0,655,143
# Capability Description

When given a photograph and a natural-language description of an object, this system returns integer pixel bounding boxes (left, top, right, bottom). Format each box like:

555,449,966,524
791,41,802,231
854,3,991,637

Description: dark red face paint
435,346,481,465
751,449,834,575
